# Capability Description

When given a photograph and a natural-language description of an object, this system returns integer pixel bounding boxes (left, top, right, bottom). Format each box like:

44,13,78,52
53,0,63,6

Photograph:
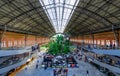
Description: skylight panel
39,0,79,33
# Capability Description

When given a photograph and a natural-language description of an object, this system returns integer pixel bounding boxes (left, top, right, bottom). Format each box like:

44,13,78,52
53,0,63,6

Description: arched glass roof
39,0,79,33
0,0,120,37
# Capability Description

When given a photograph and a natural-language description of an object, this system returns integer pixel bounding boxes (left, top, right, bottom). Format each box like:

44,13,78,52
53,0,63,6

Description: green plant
48,34,70,55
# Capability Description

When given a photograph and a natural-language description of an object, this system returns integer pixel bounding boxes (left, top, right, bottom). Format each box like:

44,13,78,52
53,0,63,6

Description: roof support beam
0,24,40,36
27,0,54,33
64,6,115,34
2,1,54,35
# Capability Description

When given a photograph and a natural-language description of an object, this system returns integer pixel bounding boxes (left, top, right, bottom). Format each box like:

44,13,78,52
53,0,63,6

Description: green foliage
41,44,48,47
48,34,70,55
48,42,58,54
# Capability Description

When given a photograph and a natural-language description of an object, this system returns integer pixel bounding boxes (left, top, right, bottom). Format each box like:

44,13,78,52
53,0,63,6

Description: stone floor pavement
16,54,106,76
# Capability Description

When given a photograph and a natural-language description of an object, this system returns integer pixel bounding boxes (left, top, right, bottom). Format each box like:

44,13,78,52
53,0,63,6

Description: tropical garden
41,34,71,55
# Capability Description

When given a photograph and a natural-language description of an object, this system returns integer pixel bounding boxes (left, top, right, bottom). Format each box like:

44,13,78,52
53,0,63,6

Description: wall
70,31,120,47
0,31,49,48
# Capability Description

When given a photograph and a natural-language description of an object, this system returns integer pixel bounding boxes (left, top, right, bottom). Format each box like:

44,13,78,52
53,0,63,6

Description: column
0,31,5,49
82,35,84,47
25,34,28,47
91,34,94,48
35,36,37,44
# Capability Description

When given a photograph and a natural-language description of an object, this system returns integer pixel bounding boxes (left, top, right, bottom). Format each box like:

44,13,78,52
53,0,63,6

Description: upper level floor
81,45,120,57
0,44,39,57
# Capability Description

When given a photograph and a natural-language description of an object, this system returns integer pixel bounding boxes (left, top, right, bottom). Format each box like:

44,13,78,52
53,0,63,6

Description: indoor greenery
48,34,70,55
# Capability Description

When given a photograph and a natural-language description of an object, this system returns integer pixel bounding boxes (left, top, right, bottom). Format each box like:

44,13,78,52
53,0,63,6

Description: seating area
42,54,78,69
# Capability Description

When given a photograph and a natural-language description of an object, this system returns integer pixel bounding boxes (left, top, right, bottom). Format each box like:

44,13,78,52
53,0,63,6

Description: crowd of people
53,68,68,76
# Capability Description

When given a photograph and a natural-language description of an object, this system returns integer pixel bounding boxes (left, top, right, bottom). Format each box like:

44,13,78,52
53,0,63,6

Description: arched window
101,40,105,45
3,41,6,47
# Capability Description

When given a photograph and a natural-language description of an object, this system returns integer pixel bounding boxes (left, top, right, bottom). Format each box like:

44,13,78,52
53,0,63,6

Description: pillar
35,36,37,44
25,34,28,47
91,34,94,48
112,25,119,48
82,35,84,47
0,31,5,49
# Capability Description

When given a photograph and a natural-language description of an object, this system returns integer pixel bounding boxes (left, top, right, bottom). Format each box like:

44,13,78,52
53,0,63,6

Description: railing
81,45,120,57
0,55,29,69
1,47,25,50
0,44,39,51
81,48,120,73
83,44,120,50
0,44,39,57
0,50,37,74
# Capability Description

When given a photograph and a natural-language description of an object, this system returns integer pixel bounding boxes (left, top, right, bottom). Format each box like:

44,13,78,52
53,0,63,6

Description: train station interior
0,0,120,76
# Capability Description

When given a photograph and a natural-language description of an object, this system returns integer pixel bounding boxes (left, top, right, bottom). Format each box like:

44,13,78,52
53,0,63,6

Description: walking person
65,68,68,76
73,74,76,76
25,66,27,70
53,68,56,76
44,63,47,70
86,70,89,76
37,60,39,64
63,69,66,76
36,63,38,69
